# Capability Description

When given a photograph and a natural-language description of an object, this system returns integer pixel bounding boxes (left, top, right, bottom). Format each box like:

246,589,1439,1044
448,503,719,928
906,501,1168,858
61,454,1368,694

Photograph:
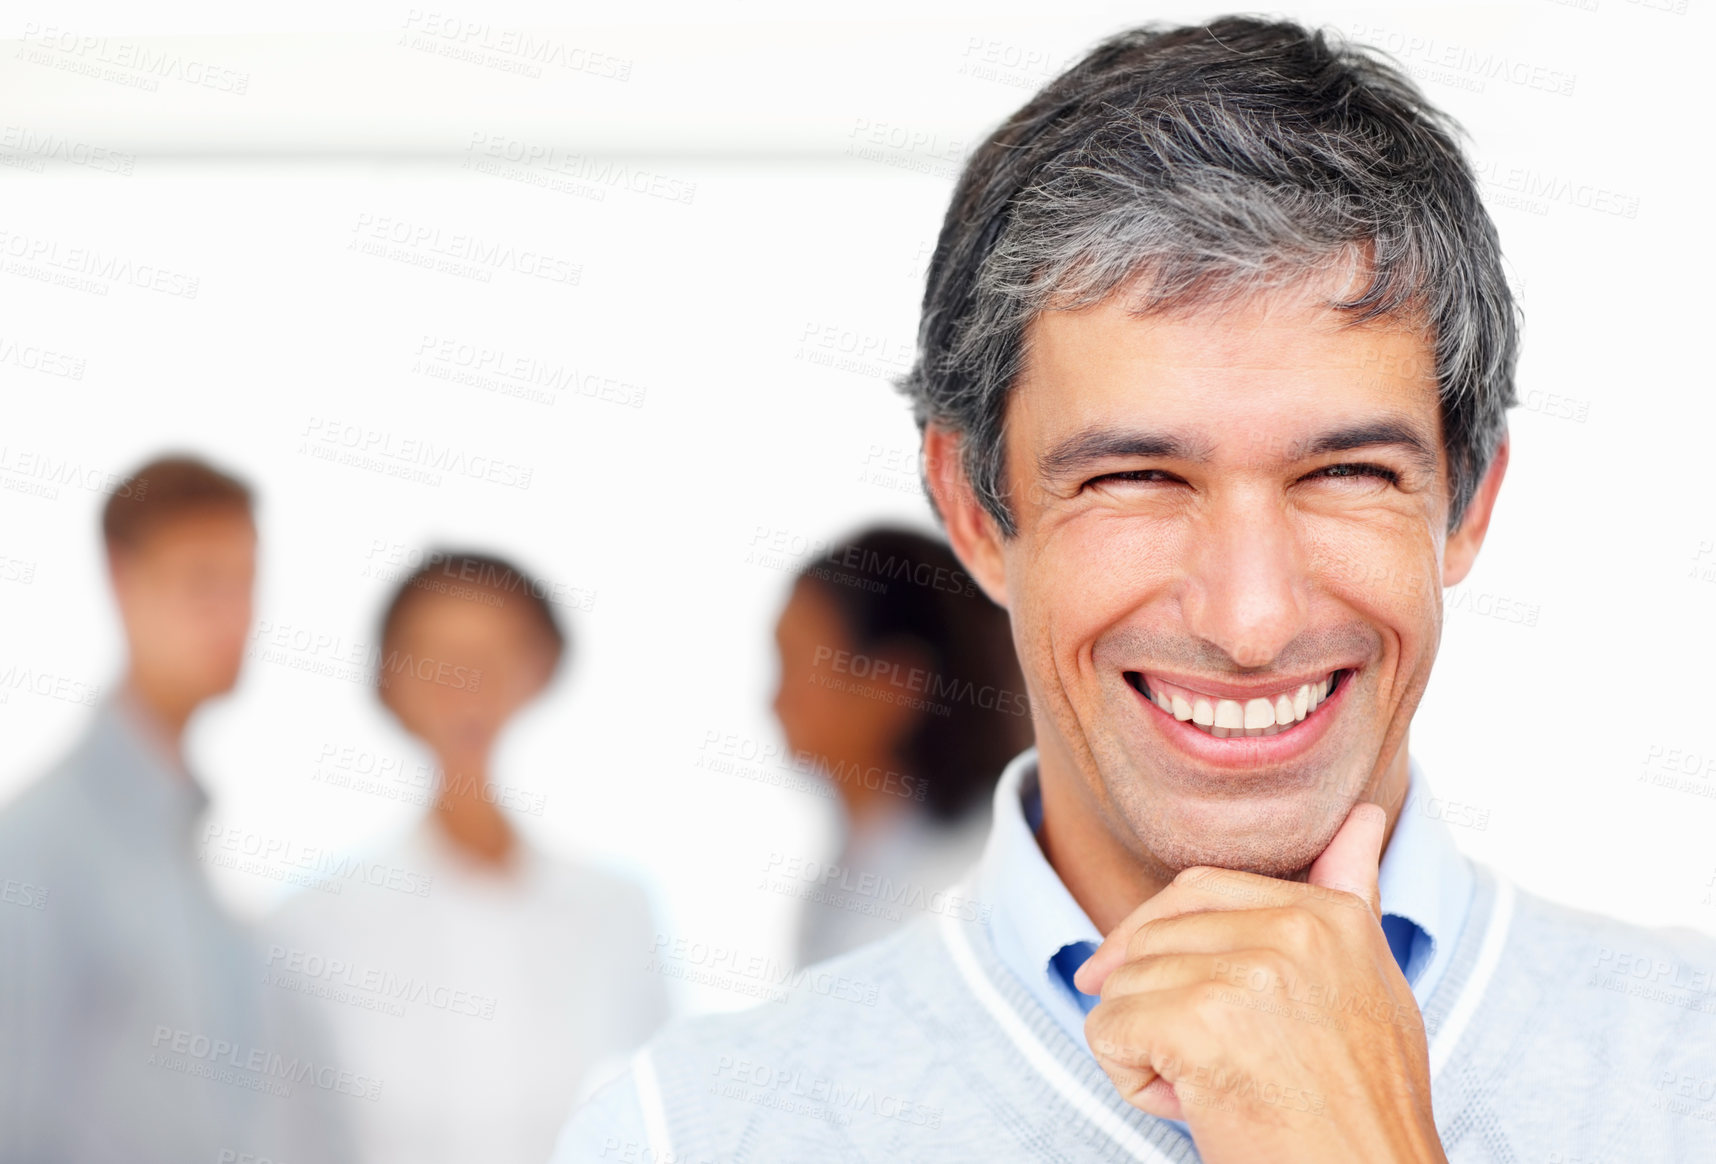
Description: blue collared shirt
974,747,1474,1128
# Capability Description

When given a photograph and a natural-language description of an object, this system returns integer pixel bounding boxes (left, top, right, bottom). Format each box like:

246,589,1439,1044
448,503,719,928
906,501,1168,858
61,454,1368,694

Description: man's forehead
1016,291,1440,446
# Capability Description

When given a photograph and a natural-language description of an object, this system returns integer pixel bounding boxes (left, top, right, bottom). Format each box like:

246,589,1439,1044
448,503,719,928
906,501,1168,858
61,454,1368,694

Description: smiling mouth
1124,669,1352,739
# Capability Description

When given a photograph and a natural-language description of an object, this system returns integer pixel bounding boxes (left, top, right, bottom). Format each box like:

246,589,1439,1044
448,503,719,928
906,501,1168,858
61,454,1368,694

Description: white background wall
3,0,1713,1018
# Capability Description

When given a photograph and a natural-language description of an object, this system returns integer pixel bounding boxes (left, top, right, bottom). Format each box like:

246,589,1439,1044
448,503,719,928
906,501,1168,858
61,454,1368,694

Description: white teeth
1145,670,1344,739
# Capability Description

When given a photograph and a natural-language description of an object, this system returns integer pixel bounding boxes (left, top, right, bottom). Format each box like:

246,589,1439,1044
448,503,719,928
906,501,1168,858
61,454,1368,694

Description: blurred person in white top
772,527,1033,965
270,551,667,1164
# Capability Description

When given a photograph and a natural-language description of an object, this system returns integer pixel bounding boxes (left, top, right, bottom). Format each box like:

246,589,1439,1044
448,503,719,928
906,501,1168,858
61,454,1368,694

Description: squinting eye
1311,463,1400,485
1085,469,1181,489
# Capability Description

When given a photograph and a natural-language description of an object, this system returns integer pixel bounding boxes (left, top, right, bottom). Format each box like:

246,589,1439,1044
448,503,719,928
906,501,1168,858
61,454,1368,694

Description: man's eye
1086,469,1179,488
1310,463,1400,485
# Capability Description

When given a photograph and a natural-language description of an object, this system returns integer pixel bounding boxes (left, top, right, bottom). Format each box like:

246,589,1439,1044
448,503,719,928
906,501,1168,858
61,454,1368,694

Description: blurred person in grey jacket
0,454,356,1164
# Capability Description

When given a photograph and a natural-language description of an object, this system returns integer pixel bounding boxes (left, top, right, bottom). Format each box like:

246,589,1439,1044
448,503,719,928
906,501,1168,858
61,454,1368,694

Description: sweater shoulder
646,914,945,1062
1506,881,1716,988
1482,880,1716,1070
621,916,975,1156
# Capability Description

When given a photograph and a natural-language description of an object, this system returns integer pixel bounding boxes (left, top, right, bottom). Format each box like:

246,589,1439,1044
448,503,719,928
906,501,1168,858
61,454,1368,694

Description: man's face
978,275,1488,881
111,510,257,710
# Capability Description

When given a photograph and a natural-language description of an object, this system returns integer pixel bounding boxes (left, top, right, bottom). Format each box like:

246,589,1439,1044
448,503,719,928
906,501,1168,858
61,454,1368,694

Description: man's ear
923,423,1011,609
1443,434,1509,588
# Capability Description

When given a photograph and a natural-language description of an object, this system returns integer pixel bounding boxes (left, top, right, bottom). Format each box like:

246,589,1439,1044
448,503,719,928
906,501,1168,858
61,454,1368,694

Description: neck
432,755,517,869
1037,735,1411,935
834,747,912,838
119,671,192,772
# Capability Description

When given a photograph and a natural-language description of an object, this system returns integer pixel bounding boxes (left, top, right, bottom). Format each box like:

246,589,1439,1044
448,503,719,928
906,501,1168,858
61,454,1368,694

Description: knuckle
1173,865,1213,889
1128,917,1167,959
1274,906,1322,951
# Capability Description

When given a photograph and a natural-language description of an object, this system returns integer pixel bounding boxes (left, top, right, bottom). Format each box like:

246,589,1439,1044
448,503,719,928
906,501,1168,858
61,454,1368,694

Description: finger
1074,870,1303,995
1101,950,1233,1001
1086,987,1208,1120
1307,801,1386,918
1116,908,1319,971
1131,1075,1185,1123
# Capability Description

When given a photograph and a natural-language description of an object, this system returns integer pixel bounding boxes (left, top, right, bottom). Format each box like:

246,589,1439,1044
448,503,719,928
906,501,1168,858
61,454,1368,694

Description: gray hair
900,17,1518,535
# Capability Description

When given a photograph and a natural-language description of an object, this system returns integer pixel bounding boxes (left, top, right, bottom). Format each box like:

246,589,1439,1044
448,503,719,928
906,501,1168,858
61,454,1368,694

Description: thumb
1307,801,1385,918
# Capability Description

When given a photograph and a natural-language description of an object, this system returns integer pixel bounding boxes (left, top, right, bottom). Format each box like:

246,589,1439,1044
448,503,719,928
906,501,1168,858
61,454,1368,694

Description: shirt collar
974,746,1474,1048
1380,756,1475,1003
974,748,1103,1044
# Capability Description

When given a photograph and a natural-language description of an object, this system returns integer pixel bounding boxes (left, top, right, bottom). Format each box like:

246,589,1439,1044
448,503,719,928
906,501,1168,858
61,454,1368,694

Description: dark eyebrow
1037,427,1215,482
1293,420,1440,476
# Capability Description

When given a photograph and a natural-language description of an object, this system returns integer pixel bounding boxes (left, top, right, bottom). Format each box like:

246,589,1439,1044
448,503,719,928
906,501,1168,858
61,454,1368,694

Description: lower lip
1130,672,1351,769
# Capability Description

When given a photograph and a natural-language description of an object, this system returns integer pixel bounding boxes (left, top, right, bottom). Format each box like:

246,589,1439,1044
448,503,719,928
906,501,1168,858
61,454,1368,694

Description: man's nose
1178,491,1309,668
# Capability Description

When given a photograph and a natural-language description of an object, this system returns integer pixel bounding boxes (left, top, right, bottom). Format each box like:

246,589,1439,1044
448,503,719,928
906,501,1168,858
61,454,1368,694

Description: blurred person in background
773,526,1032,964
269,550,668,1164
0,454,355,1164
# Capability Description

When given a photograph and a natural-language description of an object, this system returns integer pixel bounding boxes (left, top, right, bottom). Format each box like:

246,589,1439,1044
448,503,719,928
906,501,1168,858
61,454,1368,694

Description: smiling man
552,18,1716,1163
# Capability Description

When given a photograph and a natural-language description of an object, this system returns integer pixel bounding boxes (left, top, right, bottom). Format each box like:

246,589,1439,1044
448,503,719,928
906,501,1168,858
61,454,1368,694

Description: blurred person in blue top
270,550,668,1164
0,454,355,1164
773,526,1033,965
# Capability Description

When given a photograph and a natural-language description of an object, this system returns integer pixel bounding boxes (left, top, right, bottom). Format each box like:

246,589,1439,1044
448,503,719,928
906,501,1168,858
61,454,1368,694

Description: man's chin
1122,793,1353,881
